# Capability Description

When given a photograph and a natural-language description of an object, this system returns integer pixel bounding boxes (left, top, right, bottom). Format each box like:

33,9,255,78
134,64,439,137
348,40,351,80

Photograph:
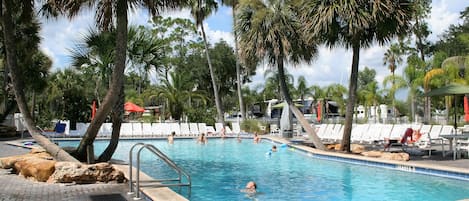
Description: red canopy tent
124,102,145,113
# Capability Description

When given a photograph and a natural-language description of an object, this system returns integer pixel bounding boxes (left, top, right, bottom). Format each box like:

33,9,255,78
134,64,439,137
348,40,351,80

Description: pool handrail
128,143,191,200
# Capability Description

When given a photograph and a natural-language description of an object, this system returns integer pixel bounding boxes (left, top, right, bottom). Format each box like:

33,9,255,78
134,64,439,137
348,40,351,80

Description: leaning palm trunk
341,45,360,152
75,0,127,161
200,25,225,124
277,56,325,150
1,0,78,162
98,84,124,162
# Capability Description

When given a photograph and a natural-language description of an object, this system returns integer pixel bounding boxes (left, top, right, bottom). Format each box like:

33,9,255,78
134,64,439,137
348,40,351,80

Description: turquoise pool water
59,139,469,201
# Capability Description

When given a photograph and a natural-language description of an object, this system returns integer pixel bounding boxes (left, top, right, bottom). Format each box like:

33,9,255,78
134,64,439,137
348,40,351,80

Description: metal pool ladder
128,143,191,200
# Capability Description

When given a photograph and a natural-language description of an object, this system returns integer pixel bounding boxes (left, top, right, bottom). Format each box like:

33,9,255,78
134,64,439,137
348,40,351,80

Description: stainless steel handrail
128,143,191,200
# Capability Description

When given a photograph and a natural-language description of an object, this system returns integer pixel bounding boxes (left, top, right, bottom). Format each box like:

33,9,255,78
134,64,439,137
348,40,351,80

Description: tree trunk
276,56,325,150
201,24,225,125
1,0,78,162
75,0,127,161
98,84,124,162
341,45,360,153
232,7,246,121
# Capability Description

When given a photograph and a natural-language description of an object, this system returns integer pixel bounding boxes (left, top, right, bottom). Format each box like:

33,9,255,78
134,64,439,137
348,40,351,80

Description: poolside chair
362,124,383,144
456,137,469,159
270,124,280,135
98,123,112,138
198,123,207,135
315,124,328,140
215,123,224,136
329,124,343,142
180,123,191,136
351,124,369,143
189,123,199,136
151,123,162,137
225,126,234,136
120,123,133,138
169,123,181,136
142,123,152,137
132,123,143,137
206,126,216,135
232,122,241,135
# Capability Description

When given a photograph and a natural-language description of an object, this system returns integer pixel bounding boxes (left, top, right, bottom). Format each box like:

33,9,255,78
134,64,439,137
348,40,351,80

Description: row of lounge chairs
68,122,244,138
312,124,455,145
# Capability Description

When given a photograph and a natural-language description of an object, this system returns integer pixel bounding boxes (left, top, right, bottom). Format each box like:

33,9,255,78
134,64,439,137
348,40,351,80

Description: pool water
59,139,469,201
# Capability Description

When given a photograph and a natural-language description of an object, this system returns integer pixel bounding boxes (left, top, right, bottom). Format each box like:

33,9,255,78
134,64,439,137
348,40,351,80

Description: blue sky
39,1,469,93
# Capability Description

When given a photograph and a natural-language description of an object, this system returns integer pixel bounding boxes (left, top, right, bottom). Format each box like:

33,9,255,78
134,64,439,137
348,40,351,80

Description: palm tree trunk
1,0,77,162
277,56,325,150
341,45,360,153
200,25,225,125
75,0,127,161
233,9,246,121
98,84,124,162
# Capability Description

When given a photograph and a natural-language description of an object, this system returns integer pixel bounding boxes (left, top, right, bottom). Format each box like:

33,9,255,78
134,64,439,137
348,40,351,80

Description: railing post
128,143,145,195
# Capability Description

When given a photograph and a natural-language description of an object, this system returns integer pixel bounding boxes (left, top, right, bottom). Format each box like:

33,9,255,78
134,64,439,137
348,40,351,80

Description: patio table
440,133,469,160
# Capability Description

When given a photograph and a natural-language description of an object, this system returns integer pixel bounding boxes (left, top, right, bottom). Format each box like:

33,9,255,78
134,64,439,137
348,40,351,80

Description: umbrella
424,83,469,129
280,102,293,138
124,102,145,113
91,100,96,120
272,102,303,109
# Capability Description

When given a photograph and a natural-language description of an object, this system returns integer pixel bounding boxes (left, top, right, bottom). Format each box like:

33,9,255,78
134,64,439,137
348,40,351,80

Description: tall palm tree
188,0,225,125
1,1,78,161
221,0,246,121
383,43,404,122
42,0,187,161
236,0,324,150
301,0,413,152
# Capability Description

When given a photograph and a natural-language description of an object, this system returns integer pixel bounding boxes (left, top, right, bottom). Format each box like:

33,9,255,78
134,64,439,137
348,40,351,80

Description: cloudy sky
39,1,469,91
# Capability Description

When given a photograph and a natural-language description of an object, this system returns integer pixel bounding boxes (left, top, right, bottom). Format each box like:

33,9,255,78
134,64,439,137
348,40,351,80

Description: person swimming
241,181,257,194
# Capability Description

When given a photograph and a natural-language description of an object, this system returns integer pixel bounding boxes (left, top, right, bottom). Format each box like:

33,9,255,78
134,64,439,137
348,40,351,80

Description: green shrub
240,119,268,134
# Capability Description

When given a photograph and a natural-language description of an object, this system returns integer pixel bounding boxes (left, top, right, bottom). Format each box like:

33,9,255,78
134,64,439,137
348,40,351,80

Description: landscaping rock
49,162,125,184
361,150,383,157
380,152,410,161
0,148,53,169
361,151,410,161
13,158,56,182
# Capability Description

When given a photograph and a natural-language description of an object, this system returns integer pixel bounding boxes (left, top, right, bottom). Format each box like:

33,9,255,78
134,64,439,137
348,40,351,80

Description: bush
240,119,268,134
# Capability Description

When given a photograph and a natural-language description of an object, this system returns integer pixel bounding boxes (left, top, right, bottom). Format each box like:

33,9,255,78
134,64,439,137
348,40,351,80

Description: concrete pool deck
0,135,468,201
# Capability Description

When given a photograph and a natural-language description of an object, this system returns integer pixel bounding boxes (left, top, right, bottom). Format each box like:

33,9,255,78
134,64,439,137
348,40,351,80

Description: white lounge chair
215,123,224,136
189,123,199,136
198,123,207,135
180,123,191,136
142,123,152,137
120,123,133,138
132,123,143,137
152,123,163,137
232,122,241,135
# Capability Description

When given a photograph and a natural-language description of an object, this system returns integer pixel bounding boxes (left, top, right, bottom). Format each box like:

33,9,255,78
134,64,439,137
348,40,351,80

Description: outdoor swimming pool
59,139,469,201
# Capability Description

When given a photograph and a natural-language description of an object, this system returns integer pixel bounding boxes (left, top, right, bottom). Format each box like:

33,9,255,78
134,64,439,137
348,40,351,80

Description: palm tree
295,76,313,113
188,0,225,125
1,1,78,161
383,43,404,122
42,0,187,161
303,0,412,152
236,0,324,150
301,0,413,152
151,71,207,120
221,0,247,121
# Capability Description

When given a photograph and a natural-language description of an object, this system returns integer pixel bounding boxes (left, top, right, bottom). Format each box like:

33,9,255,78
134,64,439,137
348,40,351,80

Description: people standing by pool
253,132,261,143
168,131,175,144
237,135,242,143
198,133,208,144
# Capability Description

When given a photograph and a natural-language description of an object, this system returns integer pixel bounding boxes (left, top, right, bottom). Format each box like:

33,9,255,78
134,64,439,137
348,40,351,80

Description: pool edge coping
263,136,469,181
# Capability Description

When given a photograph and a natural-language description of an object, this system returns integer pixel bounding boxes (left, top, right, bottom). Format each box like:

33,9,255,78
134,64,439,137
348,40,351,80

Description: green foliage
240,119,267,134
186,107,216,125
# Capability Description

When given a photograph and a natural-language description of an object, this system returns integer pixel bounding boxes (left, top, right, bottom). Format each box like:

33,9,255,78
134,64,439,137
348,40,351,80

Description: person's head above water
246,181,257,190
